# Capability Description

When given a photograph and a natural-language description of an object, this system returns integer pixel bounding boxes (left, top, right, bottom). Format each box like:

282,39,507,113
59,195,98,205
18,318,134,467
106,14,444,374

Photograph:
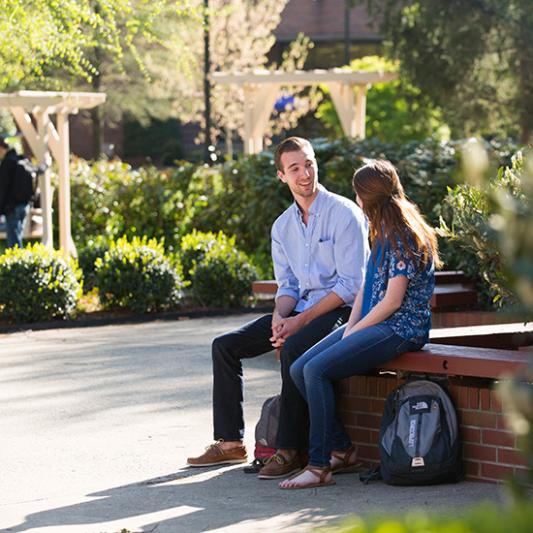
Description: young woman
279,159,442,489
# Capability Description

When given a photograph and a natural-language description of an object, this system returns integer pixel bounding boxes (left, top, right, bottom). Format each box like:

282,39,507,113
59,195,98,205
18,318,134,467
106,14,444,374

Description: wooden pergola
0,90,106,254
211,69,398,154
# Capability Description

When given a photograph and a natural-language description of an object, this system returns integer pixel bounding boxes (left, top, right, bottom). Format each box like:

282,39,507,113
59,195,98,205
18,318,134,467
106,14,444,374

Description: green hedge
77,237,109,291
63,137,518,283
0,243,82,322
95,236,182,313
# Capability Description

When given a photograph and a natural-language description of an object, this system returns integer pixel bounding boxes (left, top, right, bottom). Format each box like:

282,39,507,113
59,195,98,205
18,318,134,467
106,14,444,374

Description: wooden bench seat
430,322,533,350
379,342,529,379
252,272,477,311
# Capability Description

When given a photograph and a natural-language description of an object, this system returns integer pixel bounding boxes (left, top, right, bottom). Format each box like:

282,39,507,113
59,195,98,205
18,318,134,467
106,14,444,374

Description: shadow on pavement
5,463,505,533
5,464,343,532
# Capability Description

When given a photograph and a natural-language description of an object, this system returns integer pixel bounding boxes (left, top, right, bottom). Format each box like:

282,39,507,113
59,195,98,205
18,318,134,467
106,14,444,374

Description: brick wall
337,373,528,483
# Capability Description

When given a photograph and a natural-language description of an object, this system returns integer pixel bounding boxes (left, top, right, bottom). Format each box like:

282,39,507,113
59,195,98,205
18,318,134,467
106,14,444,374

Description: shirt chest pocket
315,239,335,277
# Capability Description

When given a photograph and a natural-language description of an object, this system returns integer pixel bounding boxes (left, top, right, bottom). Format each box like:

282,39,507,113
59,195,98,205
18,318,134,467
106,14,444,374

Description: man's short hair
274,137,314,172
0,136,9,149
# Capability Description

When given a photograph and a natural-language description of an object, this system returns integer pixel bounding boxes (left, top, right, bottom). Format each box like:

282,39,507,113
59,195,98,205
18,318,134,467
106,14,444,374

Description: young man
187,137,369,478
0,136,29,248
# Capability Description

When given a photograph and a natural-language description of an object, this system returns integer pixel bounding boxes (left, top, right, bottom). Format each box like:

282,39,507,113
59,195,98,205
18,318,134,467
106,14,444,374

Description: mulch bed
0,304,274,334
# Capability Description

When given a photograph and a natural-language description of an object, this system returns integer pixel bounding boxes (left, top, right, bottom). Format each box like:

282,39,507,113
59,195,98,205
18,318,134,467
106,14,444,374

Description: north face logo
408,419,417,448
412,401,428,410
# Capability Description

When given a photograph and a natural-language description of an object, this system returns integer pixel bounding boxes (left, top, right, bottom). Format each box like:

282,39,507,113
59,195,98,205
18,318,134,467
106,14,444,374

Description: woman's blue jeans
290,323,422,467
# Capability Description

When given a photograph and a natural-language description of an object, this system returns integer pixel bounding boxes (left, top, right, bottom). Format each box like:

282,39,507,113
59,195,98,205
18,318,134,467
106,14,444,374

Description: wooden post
56,111,75,255
34,110,54,248
327,82,356,137
243,85,255,154
354,85,367,139
243,84,278,154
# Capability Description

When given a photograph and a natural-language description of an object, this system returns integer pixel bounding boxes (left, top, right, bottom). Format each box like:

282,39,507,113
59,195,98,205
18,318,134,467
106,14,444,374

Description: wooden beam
9,107,41,159
0,91,106,110
211,69,397,86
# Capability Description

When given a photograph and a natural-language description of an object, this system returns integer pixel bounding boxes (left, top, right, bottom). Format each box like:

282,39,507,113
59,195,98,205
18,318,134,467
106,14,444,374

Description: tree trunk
90,48,103,159
225,127,233,159
518,50,533,144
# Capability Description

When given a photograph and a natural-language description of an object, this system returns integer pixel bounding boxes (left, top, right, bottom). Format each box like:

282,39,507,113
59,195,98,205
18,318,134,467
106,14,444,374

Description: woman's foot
330,445,362,473
279,465,335,489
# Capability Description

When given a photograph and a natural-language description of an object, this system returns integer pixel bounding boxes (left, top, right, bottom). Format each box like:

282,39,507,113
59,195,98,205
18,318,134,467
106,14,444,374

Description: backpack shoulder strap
359,465,382,485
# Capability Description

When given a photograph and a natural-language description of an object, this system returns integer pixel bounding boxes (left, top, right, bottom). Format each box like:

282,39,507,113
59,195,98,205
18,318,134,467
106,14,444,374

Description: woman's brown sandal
279,465,336,490
330,445,363,474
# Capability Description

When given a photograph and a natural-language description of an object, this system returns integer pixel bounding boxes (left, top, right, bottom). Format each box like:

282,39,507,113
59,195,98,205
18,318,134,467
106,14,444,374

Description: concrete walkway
0,314,505,533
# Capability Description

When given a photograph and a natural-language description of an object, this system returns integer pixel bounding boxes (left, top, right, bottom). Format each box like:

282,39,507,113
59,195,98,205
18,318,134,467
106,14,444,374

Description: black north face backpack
378,379,462,485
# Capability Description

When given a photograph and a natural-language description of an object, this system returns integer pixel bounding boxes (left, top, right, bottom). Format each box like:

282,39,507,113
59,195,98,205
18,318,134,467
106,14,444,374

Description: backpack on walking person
13,157,44,208
243,394,280,474
376,378,462,485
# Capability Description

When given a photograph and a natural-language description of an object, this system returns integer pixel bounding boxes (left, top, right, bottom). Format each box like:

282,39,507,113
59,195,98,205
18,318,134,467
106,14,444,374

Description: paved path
0,314,504,533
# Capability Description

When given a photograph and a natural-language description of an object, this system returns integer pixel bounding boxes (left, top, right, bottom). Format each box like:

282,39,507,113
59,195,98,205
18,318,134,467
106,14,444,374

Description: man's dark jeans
212,307,351,452
6,202,29,248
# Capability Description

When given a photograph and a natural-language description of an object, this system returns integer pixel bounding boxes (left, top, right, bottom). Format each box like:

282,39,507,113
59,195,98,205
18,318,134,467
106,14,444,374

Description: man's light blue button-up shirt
271,185,369,312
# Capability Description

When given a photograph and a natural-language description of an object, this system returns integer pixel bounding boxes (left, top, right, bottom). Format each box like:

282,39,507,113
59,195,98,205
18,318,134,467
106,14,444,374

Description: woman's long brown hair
353,160,442,269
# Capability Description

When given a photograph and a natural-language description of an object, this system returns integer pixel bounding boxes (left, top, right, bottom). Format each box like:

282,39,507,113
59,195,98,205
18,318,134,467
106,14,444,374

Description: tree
186,0,316,151
1,1,315,156
0,1,196,154
1,1,90,90
78,1,197,155
360,0,533,142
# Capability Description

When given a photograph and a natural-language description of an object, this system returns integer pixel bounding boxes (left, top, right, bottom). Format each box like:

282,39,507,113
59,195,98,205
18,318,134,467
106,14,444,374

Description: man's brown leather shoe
187,441,247,467
257,452,303,479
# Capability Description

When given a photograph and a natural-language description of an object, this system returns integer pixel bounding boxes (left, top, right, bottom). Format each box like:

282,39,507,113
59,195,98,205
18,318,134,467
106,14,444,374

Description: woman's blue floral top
360,235,435,343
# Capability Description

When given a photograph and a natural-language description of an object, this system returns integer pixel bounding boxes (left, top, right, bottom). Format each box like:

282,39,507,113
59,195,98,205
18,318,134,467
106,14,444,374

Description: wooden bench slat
430,286,477,308
379,343,529,379
252,280,478,310
430,322,533,349
434,270,470,284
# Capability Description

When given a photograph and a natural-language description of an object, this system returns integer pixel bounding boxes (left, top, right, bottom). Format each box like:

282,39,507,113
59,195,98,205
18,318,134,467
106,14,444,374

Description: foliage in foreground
0,243,82,322
95,236,182,313
439,148,531,308
322,503,533,533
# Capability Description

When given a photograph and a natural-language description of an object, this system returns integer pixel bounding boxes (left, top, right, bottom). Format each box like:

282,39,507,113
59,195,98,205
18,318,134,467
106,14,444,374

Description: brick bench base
337,373,529,484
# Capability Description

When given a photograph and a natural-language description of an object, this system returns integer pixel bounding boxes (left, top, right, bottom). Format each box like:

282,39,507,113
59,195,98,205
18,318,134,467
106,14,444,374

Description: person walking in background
280,159,441,489
187,137,369,479
0,136,29,248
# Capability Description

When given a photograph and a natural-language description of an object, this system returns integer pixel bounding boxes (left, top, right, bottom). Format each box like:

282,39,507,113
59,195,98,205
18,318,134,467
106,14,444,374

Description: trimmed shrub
180,230,258,308
95,236,182,313
180,230,234,282
0,243,82,323
77,237,109,291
